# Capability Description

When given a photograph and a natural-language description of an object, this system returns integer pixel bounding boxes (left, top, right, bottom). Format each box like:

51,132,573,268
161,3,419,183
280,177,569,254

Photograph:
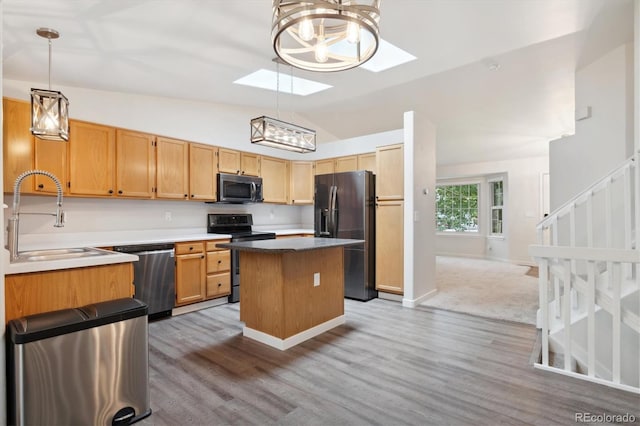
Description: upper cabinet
68,120,116,196
376,144,404,201
116,129,155,198
315,158,334,176
3,98,35,194
217,149,260,176
34,138,67,195
156,136,189,200
289,161,314,205
357,152,376,174
261,156,289,204
189,143,218,201
335,155,358,173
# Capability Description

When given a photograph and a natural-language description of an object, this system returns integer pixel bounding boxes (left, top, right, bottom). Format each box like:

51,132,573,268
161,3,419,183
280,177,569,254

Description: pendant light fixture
251,59,316,153
272,0,381,72
30,27,69,142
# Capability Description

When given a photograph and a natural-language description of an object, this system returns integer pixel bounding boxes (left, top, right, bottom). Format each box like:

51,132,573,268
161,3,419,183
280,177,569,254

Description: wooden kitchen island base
218,238,363,351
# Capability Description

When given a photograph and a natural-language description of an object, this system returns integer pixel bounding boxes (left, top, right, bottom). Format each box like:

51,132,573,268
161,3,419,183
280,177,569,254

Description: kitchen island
216,237,363,350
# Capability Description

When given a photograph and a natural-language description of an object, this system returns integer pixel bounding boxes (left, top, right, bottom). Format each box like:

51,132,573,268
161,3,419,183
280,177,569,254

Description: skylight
360,39,417,72
233,70,332,96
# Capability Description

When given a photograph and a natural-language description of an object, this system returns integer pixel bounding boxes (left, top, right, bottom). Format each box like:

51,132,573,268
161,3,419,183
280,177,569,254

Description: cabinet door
376,200,404,294
116,129,155,198
376,144,404,200
68,121,116,196
189,143,217,201
206,272,231,299
218,148,241,174
34,139,67,194
156,137,189,199
241,152,260,176
335,155,358,172
289,161,314,205
261,156,289,204
175,253,206,306
357,152,376,174
3,98,35,193
315,159,334,176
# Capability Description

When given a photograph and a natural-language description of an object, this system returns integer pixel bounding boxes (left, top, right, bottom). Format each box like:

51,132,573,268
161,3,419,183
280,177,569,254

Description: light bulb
298,19,314,42
315,35,328,63
346,21,360,43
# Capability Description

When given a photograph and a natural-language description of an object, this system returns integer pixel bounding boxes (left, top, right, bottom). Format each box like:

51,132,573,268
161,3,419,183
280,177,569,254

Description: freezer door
333,171,367,239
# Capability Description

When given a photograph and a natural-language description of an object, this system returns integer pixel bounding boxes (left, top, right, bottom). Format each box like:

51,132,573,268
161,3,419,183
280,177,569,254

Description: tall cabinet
375,143,405,295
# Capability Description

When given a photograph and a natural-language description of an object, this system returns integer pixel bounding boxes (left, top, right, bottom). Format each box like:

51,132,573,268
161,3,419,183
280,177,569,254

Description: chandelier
30,28,69,141
272,0,381,72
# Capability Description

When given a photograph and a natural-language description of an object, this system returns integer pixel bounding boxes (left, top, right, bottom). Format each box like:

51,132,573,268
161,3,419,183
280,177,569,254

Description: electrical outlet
164,211,172,221
313,272,320,287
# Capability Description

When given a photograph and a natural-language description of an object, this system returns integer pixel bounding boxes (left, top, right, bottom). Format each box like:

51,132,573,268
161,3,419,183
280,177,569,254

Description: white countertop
6,227,314,275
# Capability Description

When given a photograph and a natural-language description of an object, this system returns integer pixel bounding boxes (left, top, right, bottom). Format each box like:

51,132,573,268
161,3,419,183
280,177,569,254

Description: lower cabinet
205,240,231,299
375,200,404,294
175,240,230,306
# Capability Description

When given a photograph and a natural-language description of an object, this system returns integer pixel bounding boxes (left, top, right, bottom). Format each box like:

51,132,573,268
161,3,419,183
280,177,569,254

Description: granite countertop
216,237,364,253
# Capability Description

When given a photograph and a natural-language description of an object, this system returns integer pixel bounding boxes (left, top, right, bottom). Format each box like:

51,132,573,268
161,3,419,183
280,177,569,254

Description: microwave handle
251,182,256,200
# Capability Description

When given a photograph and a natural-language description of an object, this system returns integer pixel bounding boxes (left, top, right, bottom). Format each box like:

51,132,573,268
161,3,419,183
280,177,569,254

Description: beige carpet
422,256,539,325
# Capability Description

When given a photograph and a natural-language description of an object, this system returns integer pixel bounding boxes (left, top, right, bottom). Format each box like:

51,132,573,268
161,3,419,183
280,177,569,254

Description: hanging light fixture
30,27,69,141
272,0,381,72
251,59,316,153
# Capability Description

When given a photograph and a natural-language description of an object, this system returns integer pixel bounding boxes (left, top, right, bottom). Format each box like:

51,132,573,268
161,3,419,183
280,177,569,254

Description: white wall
549,43,634,210
436,156,548,265
403,111,437,307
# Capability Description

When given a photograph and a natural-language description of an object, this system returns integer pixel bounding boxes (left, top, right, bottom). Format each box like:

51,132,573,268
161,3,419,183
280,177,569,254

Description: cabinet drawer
207,250,230,273
206,272,231,298
175,242,204,255
206,239,230,251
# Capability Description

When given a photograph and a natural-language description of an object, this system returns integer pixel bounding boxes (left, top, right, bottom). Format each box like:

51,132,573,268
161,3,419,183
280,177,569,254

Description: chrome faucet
7,170,65,261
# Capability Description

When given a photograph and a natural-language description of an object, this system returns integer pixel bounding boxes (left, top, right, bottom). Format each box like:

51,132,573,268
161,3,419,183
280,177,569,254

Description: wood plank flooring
139,299,639,426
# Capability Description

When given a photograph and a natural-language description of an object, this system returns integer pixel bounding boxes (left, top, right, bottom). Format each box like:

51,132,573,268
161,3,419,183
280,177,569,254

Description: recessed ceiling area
2,0,634,165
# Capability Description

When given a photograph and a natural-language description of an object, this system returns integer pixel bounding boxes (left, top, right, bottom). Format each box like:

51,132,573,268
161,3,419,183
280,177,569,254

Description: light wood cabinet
240,152,260,176
116,129,155,198
206,239,231,299
68,120,116,196
189,143,217,201
375,200,404,294
34,138,67,194
315,158,334,176
5,263,134,323
175,242,206,306
376,144,404,201
3,98,36,194
156,136,189,199
357,152,377,174
335,155,358,173
218,148,241,174
261,156,289,204
289,161,314,205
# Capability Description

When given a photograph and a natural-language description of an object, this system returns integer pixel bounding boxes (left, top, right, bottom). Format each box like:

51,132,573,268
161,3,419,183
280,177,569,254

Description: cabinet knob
189,246,193,251
218,260,222,264
37,184,44,189
218,282,222,287
191,194,194,198
201,255,205,259
108,189,114,194
184,194,188,198
241,170,245,175
118,190,123,194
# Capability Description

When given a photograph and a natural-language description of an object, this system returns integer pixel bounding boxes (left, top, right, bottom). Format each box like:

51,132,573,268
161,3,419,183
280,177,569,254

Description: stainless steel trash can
7,298,151,426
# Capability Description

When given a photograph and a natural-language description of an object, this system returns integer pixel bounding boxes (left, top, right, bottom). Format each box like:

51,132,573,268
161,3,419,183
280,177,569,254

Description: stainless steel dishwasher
114,243,175,319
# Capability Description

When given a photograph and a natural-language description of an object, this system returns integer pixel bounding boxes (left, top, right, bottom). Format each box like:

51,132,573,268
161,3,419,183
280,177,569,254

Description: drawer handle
38,184,44,189
201,255,205,259
218,282,222,287
218,260,222,264
189,247,193,250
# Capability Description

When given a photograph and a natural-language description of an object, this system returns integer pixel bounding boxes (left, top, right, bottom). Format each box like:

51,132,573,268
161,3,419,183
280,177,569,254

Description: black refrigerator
315,170,377,301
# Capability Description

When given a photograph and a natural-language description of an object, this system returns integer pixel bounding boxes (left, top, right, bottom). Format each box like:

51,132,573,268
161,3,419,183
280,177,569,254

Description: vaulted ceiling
2,0,634,164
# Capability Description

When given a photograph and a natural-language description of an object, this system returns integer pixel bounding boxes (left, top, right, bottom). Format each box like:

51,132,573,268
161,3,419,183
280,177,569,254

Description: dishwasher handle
128,249,174,257
113,243,175,254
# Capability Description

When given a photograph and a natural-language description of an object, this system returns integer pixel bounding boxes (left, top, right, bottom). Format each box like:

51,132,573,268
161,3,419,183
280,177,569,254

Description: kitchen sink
14,247,113,262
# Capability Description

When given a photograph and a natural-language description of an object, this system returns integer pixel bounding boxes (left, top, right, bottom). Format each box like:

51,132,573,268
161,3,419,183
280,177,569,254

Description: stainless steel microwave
217,173,264,203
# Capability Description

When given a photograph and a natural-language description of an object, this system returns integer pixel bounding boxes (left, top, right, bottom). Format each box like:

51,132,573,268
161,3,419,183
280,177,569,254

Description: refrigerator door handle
329,185,338,237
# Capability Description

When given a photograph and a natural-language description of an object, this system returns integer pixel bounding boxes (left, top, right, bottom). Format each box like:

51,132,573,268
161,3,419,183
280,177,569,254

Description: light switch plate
313,272,320,287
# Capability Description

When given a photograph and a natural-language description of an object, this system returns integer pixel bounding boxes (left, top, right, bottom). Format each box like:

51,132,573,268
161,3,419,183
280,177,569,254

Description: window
436,184,479,232
490,180,503,235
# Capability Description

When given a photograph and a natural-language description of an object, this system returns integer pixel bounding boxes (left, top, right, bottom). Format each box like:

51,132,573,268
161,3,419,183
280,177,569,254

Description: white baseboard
172,296,228,316
243,315,346,350
403,288,438,308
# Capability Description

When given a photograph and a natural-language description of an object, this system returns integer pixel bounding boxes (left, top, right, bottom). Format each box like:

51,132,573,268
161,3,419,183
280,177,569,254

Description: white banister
587,261,595,377
540,258,549,366
563,259,571,372
612,262,621,384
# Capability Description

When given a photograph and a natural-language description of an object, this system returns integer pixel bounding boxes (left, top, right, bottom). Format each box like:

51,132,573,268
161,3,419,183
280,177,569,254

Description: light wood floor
140,299,639,426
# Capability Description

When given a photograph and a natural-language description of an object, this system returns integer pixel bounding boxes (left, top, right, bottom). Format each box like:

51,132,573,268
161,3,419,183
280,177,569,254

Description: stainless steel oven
207,213,276,302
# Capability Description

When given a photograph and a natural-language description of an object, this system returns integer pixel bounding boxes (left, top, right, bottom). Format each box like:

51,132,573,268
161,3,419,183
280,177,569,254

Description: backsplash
4,195,312,235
